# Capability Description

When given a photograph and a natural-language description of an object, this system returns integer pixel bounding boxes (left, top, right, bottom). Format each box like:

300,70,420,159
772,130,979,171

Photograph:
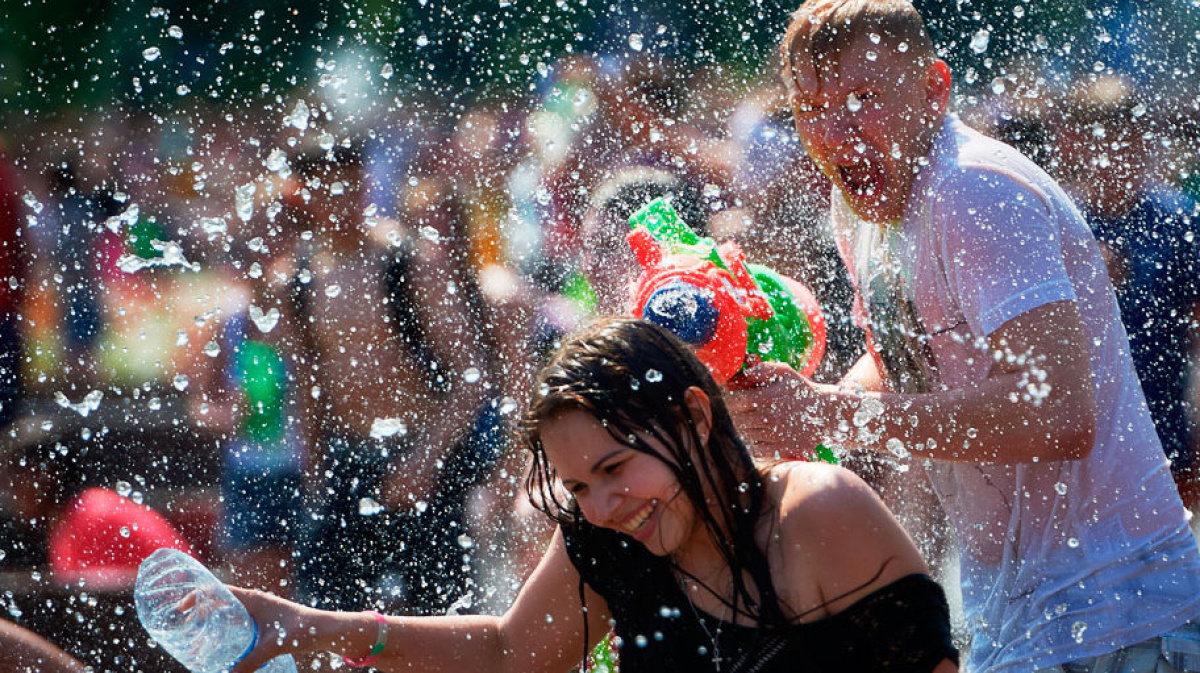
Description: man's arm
730,300,1096,464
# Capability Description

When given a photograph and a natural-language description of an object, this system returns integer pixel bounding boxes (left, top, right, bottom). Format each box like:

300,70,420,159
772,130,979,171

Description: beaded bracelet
343,611,388,668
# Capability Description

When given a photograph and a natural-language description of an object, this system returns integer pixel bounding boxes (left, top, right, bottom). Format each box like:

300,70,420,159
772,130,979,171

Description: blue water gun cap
642,280,720,346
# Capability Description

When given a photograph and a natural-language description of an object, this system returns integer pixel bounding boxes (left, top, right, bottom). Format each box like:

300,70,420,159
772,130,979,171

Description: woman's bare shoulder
766,461,929,618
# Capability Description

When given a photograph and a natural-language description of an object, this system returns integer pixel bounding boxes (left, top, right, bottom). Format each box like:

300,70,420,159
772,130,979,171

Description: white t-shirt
830,114,1200,672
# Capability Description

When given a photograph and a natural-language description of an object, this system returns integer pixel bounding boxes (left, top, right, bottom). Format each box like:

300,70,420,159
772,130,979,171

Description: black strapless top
563,519,959,673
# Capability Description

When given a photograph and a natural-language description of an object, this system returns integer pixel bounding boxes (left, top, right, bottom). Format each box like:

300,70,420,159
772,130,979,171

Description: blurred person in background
1059,75,1200,509
182,233,306,596
541,54,735,269
42,159,114,386
281,138,495,615
578,167,708,315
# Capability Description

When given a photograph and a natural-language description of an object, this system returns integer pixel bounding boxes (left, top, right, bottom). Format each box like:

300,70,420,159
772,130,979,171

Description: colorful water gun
628,198,834,463
627,198,827,383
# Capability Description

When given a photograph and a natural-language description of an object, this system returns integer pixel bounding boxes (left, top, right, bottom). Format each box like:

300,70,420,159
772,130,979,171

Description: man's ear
683,386,714,446
925,59,953,114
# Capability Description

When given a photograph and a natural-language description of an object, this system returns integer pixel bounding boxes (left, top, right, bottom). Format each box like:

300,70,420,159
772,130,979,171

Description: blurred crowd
0,43,1198,656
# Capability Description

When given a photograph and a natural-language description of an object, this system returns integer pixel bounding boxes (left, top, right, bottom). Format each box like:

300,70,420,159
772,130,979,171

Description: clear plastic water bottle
135,548,298,673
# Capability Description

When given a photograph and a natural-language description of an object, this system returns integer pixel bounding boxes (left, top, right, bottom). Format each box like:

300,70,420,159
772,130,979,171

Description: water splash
104,204,141,234
55,390,104,418
370,417,408,440
117,240,200,273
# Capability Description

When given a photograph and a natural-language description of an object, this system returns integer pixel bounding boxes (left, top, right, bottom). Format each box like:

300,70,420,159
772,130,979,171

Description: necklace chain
681,578,723,672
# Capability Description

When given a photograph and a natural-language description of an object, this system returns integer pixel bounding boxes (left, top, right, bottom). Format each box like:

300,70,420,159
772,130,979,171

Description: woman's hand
227,586,318,673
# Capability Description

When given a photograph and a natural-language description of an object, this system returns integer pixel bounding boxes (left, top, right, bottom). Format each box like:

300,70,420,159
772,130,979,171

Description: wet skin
540,408,703,557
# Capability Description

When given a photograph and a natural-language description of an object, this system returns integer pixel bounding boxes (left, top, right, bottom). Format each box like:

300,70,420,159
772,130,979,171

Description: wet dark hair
523,317,787,628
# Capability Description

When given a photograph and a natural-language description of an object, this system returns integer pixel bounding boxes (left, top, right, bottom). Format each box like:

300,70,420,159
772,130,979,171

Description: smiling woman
224,317,957,673
520,317,958,672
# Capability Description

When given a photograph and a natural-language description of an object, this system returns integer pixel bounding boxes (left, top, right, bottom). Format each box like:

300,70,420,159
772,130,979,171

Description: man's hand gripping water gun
627,198,836,464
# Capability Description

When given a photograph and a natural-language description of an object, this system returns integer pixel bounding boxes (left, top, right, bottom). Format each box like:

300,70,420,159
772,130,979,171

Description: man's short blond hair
781,0,936,94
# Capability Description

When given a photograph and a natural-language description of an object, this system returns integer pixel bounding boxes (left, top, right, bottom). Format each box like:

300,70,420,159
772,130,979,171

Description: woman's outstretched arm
230,526,611,673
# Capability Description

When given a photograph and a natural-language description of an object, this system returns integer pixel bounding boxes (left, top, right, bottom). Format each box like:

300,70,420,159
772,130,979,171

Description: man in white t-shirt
727,1,1200,671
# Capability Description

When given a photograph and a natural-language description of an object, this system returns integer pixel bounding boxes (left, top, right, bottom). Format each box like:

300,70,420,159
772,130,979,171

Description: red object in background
49,488,193,588
0,149,25,318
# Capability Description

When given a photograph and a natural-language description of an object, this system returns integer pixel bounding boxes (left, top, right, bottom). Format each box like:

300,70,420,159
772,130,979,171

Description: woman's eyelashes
603,458,628,476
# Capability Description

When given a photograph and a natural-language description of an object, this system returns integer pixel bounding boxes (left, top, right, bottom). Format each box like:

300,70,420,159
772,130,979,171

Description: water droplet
897,41,909,53
142,47,161,62
1055,482,1068,496
846,92,863,112
203,341,221,357
54,390,104,418
380,63,394,80
1071,621,1087,643
970,30,990,54
324,284,342,298
457,534,474,549
318,132,335,151
628,33,644,51
284,100,310,131
645,369,663,383
1067,537,1080,548
865,50,878,61
991,78,1007,95
1013,5,1025,18
868,32,881,44
420,226,440,242
266,148,289,173
119,526,131,538
198,216,228,238
148,397,162,411
463,367,481,384
176,330,189,346
173,374,189,391
115,481,133,498
853,397,884,427
235,182,256,222
1131,103,1147,118
886,438,911,460
358,498,384,516
370,417,408,439
416,34,429,47
167,25,183,39
249,305,280,333
854,142,867,154
175,84,190,96
635,634,648,648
